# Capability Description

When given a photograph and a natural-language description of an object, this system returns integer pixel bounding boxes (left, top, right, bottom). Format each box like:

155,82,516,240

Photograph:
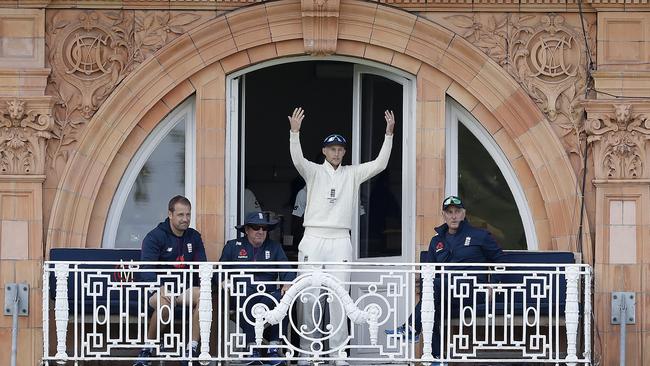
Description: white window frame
102,96,196,248
225,56,416,262
445,97,538,249
351,64,416,263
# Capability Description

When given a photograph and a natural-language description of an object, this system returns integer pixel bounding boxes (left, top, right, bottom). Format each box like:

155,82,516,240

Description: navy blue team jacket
220,237,296,294
139,218,207,283
427,219,505,264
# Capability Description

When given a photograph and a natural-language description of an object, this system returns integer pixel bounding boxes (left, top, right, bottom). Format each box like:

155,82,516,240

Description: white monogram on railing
226,269,404,359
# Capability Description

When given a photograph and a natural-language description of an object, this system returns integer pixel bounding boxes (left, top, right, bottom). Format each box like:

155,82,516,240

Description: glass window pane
359,74,403,258
114,120,186,248
457,122,526,250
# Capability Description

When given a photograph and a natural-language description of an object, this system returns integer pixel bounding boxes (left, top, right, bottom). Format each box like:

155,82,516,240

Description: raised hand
384,110,396,135
288,107,305,132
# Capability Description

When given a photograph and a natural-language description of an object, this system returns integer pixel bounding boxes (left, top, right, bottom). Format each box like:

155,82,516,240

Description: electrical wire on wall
576,1,602,364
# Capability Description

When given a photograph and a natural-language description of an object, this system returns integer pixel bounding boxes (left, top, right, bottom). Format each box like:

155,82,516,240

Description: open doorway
241,61,354,260
234,60,407,262
225,58,415,358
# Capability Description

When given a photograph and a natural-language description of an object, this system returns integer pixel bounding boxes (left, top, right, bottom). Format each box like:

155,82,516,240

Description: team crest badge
238,248,248,258
435,242,444,252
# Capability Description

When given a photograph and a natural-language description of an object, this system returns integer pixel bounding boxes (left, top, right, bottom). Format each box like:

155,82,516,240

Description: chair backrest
419,249,577,313
48,248,141,314
494,250,576,314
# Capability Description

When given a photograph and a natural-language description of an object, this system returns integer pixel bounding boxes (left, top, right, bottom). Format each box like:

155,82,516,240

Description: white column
198,263,213,365
42,264,49,362
54,263,69,364
421,265,435,361
565,265,580,366
583,266,592,361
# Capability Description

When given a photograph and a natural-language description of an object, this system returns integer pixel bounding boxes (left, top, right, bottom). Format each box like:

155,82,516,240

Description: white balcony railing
42,261,592,365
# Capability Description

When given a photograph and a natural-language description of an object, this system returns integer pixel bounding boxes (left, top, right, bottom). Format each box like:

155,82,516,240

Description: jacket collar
322,159,342,174
434,219,468,237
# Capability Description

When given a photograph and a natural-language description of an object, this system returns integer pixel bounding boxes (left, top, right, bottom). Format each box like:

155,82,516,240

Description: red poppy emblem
173,254,186,269
239,248,248,257
435,242,444,251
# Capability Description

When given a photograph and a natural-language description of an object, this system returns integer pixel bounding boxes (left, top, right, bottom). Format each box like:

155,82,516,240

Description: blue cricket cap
322,134,347,148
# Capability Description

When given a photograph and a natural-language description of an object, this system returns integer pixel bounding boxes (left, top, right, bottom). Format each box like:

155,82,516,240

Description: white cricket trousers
298,227,353,356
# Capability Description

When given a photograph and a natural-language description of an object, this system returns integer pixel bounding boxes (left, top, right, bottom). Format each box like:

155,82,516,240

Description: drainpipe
611,292,636,366
11,289,18,366
3,284,29,366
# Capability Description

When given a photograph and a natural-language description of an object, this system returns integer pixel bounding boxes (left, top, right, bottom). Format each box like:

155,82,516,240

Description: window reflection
114,120,186,247
359,74,403,259
457,123,526,250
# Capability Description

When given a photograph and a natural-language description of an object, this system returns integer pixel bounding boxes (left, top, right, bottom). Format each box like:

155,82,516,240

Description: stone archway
46,0,589,259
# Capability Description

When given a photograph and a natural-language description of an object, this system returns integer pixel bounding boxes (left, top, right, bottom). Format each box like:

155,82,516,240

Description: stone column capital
583,100,650,180
0,96,56,175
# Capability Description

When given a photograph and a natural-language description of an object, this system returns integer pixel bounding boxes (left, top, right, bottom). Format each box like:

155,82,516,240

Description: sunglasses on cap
247,224,269,231
322,134,347,146
444,196,462,206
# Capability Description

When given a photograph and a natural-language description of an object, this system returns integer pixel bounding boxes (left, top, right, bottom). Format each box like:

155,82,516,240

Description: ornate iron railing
42,261,592,365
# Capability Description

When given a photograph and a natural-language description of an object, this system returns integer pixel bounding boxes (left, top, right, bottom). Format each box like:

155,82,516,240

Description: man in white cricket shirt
288,107,395,365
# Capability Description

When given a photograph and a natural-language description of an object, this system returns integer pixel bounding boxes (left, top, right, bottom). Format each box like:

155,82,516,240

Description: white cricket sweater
289,131,393,234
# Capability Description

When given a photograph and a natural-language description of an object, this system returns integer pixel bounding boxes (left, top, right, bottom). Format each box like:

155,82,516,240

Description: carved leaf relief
0,99,55,175
44,10,212,179
585,104,650,179
440,12,596,175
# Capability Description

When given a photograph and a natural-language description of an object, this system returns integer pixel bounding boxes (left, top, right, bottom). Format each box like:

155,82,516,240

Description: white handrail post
421,265,435,362
42,264,50,363
54,263,69,364
565,265,580,366
583,266,592,362
198,263,213,365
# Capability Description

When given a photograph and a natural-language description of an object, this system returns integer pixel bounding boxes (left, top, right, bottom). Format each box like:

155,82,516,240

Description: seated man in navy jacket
135,195,207,366
387,195,504,366
220,211,297,366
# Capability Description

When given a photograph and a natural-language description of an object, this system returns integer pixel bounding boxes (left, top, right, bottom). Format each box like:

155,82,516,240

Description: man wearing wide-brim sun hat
220,211,296,366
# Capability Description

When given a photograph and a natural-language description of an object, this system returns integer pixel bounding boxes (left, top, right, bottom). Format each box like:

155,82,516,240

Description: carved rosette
441,13,596,172
302,0,340,55
584,102,650,180
0,98,55,175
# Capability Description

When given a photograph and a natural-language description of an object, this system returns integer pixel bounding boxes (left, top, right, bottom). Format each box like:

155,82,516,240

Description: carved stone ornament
585,103,650,179
301,0,340,55
440,13,596,172
0,98,55,175
45,10,211,176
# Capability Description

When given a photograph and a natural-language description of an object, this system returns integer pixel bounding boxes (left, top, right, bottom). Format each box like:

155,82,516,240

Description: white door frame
351,64,415,264
225,56,416,262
